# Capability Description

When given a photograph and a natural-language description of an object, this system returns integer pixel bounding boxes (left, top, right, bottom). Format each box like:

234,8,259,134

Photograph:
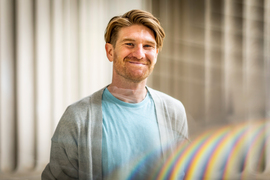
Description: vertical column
264,0,270,118
204,0,211,122
88,0,113,94
223,0,243,177
243,0,265,121
63,0,79,106
35,0,51,169
265,0,270,174
224,0,231,119
96,0,111,90
148,0,160,90
224,0,245,122
158,0,171,95
172,0,184,101
145,0,153,87
0,0,16,172
243,0,265,173
16,0,35,171
51,0,65,130
224,0,234,121
185,0,206,123
79,0,91,98
180,0,193,120
88,0,102,94
205,0,225,123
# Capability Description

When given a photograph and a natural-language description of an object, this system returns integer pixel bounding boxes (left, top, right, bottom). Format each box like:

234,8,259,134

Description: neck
108,80,148,103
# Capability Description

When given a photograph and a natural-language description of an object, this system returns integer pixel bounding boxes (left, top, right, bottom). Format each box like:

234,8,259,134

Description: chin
126,75,149,83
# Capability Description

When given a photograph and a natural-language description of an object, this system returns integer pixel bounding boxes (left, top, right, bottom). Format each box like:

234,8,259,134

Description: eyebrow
121,38,156,46
120,38,135,43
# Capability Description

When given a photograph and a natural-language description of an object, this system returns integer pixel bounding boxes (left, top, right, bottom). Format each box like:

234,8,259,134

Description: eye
144,44,154,49
125,43,134,47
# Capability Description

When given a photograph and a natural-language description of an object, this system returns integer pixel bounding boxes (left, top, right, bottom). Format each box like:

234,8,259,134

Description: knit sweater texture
42,86,188,180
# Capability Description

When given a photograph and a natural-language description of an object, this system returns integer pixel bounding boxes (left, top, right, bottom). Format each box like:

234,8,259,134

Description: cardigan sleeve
41,106,79,180
41,142,79,180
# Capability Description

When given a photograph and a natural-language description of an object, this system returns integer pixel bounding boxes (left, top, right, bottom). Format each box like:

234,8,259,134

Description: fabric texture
41,86,188,180
102,88,161,178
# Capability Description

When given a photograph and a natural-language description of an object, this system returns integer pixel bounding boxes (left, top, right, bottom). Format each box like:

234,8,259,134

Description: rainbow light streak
154,120,270,180
222,124,251,179
124,120,270,180
126,148,163,180
241,123,268,180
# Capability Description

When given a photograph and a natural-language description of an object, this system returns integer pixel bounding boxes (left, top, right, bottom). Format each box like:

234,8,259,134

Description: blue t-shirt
102,88,161,179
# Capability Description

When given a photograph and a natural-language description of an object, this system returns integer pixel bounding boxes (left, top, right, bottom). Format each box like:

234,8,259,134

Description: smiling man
42,9,188,180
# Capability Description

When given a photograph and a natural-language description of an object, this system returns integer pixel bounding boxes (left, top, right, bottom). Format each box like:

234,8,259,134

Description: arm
42,107,79,180
42,142,78,180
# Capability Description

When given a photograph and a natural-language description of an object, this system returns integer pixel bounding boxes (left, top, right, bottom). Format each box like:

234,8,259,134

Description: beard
113,54,155,83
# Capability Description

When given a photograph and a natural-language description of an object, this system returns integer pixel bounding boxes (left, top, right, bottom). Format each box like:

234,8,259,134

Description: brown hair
104,9,165,50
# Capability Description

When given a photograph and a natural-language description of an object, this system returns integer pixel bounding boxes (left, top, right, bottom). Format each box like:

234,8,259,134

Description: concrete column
0,0,16,172
265,0,270,174
158,0,171,95
171,0,185,101
51,0,65,130
224,0,246,123
224,0,231,119
63,0,79,106
205,0,225,123
223,0,243,177
204,0,211,122
243,0,265,121
186,0,206,123
35,0,51,170
224,0,234,121
243,0,265,174
88,0,101,93
16,0,35,171
79,0,91,97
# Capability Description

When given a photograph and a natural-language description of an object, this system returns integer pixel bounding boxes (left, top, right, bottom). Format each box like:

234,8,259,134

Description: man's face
106,24,159,83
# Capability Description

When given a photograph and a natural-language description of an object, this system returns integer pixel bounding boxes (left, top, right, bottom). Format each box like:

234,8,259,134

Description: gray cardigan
42,87,188,180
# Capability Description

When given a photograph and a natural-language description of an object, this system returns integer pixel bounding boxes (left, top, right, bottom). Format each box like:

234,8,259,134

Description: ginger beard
113,53,156,83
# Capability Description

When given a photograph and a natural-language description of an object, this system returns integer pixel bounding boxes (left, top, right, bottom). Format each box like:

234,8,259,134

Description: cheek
146,53,158,64
118,47,132,57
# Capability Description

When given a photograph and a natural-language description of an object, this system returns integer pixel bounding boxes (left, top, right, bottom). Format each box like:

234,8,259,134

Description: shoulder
147,87,188,139
147,87,185,112
68,87,105,114
52,87,105,141
60,88,102,122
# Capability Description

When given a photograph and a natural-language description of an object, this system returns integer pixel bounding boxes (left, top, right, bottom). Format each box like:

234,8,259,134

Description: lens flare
122,120,270,180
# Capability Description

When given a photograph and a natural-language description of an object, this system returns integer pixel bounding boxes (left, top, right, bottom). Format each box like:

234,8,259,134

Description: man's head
105,10,165,84
104,9,165,50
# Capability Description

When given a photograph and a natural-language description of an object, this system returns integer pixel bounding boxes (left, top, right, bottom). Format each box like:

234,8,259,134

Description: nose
132,45,145,59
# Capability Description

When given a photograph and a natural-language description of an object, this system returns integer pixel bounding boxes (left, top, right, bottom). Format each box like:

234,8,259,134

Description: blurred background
0,0,269,179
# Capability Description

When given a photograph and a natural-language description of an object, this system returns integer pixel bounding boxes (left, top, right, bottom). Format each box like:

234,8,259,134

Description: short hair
104,9,165,50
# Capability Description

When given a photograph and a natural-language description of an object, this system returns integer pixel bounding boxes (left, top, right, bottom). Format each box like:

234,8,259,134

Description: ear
156,48,159,57
105,43,114,62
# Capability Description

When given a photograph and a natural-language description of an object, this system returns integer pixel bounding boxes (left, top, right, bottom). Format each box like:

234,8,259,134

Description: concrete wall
0,0,151,178
149,0,270,178
150,0,270,133
1,0,270,179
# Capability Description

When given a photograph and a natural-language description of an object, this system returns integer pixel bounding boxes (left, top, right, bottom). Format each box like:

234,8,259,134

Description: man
42,9,188,180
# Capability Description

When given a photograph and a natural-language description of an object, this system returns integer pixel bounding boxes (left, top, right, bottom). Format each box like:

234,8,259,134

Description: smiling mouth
127,61,147,65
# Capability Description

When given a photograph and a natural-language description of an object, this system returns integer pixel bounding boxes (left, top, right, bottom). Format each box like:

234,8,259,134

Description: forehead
117,24,156,43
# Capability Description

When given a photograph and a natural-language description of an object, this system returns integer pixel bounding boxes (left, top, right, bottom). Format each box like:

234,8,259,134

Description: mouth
127,61,147,65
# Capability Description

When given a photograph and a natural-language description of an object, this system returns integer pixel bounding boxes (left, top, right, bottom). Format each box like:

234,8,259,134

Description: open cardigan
42,86,188,180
